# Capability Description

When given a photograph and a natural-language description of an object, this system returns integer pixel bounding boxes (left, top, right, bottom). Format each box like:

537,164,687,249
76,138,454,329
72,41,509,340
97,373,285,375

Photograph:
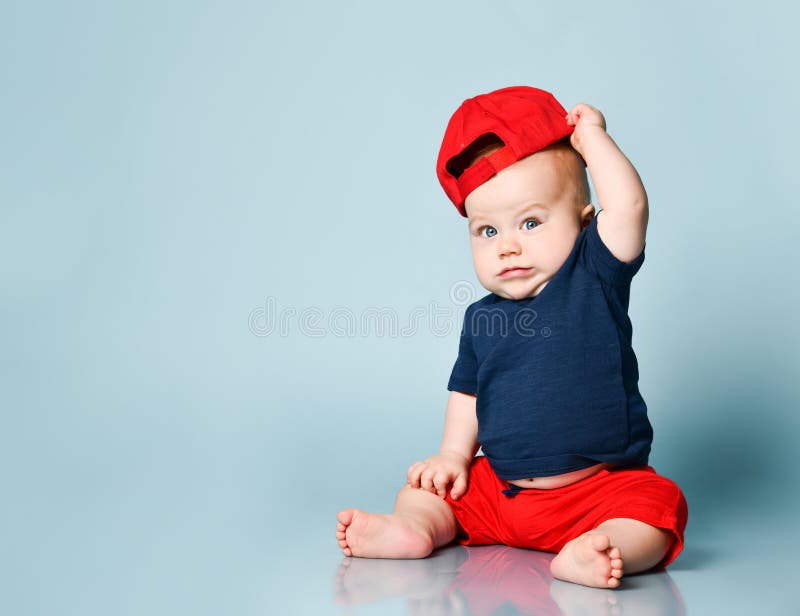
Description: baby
336,86,688,589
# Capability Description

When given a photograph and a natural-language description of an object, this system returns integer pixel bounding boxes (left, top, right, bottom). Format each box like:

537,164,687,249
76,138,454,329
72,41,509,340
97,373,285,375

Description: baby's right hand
406,452,470,500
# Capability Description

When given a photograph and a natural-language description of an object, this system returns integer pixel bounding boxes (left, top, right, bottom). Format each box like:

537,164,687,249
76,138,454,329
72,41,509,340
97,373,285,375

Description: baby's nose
498,237,522,256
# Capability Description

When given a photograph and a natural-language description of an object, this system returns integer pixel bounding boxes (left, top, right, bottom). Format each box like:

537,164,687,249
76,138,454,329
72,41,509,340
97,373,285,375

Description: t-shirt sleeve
581,210,646,286
447,305,478,395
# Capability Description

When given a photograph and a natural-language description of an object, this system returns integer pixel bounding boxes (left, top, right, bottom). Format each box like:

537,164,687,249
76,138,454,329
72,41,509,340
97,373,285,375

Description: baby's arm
566,103,649,263
406,391,478,500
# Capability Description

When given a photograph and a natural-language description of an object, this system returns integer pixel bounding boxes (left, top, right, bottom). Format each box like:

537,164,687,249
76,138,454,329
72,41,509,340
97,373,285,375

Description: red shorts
444,456,688,569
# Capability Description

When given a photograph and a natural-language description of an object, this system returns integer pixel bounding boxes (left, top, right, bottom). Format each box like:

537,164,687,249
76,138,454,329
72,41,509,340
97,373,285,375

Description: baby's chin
495,289,538,301
484,279,549,301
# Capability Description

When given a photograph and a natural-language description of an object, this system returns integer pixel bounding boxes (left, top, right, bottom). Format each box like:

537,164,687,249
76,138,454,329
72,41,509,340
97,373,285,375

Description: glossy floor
5,460,798,615
276,502,797,615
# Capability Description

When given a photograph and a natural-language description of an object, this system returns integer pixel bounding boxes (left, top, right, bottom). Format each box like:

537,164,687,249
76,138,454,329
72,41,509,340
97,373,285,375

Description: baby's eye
479,226,498,238
524,219,539,230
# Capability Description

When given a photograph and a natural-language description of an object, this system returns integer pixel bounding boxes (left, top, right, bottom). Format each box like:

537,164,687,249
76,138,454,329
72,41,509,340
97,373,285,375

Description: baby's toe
589,534,611,552
337,509,356,526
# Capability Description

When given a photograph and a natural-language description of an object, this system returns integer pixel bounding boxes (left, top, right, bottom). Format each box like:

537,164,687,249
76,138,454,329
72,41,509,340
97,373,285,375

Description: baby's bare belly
507,462,612,490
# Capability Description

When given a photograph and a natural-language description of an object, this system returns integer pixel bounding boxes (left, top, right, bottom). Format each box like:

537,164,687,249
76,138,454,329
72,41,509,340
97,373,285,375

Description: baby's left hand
565,103,607,154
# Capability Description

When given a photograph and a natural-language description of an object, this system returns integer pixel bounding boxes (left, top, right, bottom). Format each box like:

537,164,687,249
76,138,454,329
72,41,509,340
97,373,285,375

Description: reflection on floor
334,544,684,616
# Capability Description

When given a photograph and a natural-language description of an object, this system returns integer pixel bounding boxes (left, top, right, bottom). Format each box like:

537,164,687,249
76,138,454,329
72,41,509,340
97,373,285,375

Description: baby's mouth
498,267,534,279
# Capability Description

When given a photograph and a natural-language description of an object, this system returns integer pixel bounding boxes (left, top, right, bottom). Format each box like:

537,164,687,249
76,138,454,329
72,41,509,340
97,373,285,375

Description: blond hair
458,135,591,209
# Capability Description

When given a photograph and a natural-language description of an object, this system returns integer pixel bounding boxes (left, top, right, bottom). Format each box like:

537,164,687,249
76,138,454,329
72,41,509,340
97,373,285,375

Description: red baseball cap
436,85,578,217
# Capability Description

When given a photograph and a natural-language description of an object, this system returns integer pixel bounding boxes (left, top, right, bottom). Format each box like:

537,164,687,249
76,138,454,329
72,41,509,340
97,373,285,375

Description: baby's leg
336,485,458,558
550,518,672,588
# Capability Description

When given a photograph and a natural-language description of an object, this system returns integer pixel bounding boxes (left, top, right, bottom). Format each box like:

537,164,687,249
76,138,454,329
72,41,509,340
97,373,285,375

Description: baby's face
464,145,594,300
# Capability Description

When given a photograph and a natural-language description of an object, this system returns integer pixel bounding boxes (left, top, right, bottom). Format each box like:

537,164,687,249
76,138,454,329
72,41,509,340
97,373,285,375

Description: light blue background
2,1,798,614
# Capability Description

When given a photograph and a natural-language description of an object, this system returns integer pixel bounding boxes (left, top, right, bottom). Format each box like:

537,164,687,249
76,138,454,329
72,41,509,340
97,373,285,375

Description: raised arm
407,391,479,500
566,103,649,263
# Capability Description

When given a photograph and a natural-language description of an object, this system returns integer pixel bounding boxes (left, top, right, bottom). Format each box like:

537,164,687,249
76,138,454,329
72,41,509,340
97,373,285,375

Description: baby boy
336,86,688,589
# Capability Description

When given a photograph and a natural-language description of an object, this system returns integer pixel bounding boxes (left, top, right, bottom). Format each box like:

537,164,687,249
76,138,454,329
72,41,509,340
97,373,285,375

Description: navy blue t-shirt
447,211,653,479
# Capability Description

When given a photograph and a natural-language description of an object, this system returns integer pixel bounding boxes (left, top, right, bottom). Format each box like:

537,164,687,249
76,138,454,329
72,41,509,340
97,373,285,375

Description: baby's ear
580,204,596,228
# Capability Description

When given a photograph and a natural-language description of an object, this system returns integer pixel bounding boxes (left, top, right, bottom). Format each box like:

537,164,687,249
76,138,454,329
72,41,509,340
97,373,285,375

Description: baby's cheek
471,249,492,271
474,265,494,287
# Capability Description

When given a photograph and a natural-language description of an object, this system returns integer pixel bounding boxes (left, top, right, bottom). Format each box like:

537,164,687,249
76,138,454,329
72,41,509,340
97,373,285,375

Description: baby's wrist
438,449,471,464
576,123,607,138
572,124,610,155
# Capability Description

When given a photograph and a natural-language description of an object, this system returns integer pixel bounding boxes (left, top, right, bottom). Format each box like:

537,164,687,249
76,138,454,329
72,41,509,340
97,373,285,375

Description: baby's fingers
565,104,582,125
433,470,452,498
406,462,426,487
566,103,605,130
420,467,437,492
450,473,468,500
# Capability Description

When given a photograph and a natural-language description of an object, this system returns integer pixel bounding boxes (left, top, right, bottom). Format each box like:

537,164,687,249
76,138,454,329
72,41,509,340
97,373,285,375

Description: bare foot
550,533,624,588
336,508,434,559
